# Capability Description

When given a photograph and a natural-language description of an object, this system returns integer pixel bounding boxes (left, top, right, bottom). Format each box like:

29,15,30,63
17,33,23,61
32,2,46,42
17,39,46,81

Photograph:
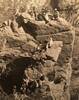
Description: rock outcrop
0,13,75,100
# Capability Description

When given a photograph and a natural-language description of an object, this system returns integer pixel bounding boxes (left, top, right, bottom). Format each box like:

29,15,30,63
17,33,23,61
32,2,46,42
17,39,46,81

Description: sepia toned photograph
0,0,79,100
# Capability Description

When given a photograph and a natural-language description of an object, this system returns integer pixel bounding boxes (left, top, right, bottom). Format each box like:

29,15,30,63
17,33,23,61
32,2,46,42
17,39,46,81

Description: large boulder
0,13,75,100
21,17,75,100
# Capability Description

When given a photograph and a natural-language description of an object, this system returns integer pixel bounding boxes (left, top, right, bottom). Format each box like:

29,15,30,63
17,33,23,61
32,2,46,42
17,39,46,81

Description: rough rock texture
0,14,75,100
0,0,79,100
27,18,75,100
